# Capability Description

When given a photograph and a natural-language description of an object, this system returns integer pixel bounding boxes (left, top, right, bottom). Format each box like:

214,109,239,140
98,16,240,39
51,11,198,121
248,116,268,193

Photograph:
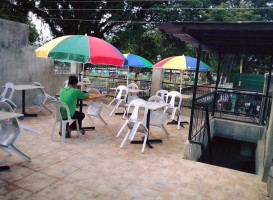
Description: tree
0,1,39,44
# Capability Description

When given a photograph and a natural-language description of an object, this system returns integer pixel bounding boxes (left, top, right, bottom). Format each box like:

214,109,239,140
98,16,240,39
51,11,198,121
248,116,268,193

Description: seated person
60,75,90,138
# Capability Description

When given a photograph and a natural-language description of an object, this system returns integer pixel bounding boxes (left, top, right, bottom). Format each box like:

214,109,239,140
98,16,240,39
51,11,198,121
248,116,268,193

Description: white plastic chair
63,80,69,88
108,85,128,116
0,82,17,111
0,119,31,161
33,82,57,113
0,102,40,144
166,91,183,130
127,83,139,103
156,90,168,102
116,98,149,153
51,100,80,144
0,102,34,161
86,88,107,126
81,78,92,92
148,96,169,136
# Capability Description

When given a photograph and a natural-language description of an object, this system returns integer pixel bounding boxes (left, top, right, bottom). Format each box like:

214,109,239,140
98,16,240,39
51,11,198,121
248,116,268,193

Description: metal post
188,42,202,141
205,106,213,164
261,55,273,124
212,54,222,116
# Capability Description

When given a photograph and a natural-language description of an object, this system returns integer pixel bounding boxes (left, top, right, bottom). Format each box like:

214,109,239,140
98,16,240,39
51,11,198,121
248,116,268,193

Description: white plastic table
129,101,170,149
0,111,23,171
0,111,23,120
14,85,43,118
109,88,145,94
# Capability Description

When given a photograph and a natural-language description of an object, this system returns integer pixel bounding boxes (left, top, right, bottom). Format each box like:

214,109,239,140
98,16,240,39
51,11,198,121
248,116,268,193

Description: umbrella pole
127,66,129,85
180,70,183,93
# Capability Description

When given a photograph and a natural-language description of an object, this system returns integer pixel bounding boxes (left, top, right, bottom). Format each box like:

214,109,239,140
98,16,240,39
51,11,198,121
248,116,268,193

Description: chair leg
61,122,66,144
98,114,107,126
20,123,40,134
129,123,140,141
122,107,127,119
141,132,148,153
107,98,116,108
0,147,12,155
75,120,80,138
109,100,122,116
116,121,129,137
51,120,57,141
177,115,181,130
160,124,169,136
120,129,131,149
171,109,176,120
42,104,53,113
87,115,94,124
9,145,30,161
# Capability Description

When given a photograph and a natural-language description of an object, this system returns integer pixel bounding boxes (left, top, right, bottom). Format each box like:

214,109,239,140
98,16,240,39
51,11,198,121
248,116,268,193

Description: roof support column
261,55,273,124
212,54,222,116
188,42,202,141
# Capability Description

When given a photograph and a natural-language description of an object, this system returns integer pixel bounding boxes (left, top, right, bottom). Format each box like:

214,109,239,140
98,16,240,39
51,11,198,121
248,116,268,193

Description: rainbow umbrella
153,55,210,71
35,35,126,66
123,53,153,68
123,53,153,85
153,55,211,92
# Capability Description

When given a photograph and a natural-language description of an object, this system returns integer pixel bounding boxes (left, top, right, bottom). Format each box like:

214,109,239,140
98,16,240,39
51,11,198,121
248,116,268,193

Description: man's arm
77,90,90,99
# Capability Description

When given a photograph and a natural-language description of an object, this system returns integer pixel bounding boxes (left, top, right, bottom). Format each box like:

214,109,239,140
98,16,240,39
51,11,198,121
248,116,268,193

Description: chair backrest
87,88,100,94
166,91,182,109
156,90,168,102
33,82,47,105
87,88,103,114
1,82,15,100
82,78,90,84
51,100,72,121
128,98,148,124
116,85,128,100
81,78,91,91
127,83,138,90
63,80,69,88
148,95,165,103
0,102,13,112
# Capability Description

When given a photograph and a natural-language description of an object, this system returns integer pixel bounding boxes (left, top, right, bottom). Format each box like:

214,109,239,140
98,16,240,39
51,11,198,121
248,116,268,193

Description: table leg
130,109,162,148
20,90,37,119
79,99,95,133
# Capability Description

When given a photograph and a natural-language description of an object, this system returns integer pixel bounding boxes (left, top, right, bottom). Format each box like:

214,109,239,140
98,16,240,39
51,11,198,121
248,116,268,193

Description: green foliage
200,2,260,22
1,0,272,74
110,24,186,63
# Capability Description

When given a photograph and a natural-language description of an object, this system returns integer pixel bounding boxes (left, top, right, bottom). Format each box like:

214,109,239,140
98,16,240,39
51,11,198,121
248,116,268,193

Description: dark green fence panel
230,73,265,92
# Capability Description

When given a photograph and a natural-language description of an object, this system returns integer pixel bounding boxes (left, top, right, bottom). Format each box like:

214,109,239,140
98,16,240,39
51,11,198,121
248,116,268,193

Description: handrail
188,101,213,164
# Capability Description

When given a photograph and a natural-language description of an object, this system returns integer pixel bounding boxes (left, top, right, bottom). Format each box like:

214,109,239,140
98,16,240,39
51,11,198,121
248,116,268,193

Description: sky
29,12,53,45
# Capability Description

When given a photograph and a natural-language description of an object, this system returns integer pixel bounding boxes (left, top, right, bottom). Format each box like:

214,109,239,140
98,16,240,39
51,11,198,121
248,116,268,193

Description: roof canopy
156,22,273,55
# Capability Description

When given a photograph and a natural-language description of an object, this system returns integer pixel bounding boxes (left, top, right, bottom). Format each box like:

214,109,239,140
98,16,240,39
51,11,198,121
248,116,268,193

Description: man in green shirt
60,75,89,138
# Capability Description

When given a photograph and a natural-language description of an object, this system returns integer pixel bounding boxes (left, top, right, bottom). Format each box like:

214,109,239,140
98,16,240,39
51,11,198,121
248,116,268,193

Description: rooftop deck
0,103,268,199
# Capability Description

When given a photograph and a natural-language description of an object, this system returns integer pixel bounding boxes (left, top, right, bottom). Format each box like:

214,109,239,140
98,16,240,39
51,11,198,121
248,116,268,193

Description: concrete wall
183,119,215,161
212,118,264,143
183,118,264,162
0,18,68,107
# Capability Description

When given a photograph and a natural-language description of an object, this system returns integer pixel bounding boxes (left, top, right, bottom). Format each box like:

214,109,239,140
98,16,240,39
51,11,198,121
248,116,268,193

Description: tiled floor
0,103,268,199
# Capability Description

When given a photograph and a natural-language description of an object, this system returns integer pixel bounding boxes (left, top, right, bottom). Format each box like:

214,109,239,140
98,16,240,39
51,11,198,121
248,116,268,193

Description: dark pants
67,111,85,130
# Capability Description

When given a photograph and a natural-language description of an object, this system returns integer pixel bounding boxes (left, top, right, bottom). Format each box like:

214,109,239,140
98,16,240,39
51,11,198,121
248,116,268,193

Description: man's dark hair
68,75,78,85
